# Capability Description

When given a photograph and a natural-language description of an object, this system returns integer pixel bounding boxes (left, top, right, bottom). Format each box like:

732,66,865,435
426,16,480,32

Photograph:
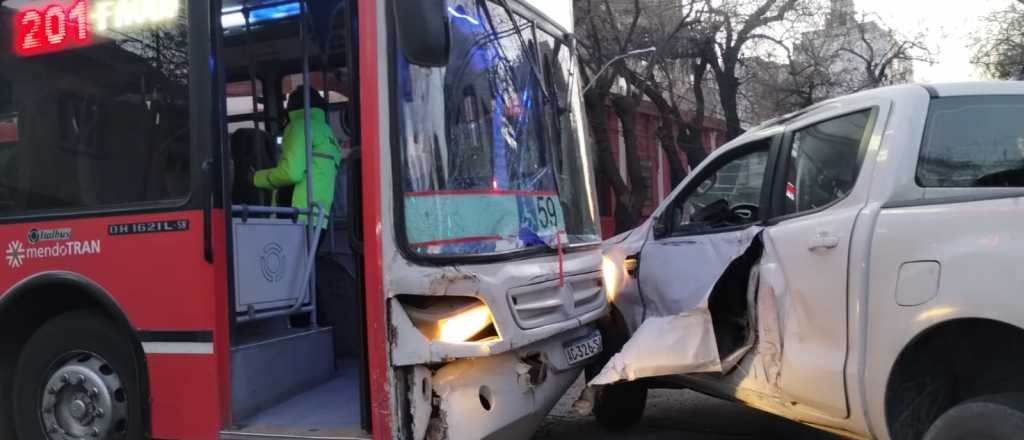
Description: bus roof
523,0,572,33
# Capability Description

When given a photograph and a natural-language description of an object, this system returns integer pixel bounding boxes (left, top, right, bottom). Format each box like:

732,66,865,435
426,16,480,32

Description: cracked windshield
397,0,599,256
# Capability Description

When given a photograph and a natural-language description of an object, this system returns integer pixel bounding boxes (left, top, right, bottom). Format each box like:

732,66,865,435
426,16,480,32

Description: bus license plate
563,331,603,366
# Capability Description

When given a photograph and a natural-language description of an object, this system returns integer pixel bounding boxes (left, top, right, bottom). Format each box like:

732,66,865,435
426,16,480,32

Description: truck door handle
809,233,840,251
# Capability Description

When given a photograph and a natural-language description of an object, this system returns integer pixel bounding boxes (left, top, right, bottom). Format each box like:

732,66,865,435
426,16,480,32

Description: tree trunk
718,71,743,141
654,111,687,188
679,59,709,170
583,90,631,229
623,70,688,188
678,117,707,170
612,95,648,232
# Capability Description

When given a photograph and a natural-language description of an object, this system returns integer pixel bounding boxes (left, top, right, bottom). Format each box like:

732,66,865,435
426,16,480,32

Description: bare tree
745,8,929,121
703,0,802,141
617,2,705,188
837,13,931,90
973,0,1024,79
576,0,705,232
576,0,651,232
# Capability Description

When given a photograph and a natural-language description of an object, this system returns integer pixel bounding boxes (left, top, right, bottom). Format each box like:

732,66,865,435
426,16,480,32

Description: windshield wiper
488,0,550,102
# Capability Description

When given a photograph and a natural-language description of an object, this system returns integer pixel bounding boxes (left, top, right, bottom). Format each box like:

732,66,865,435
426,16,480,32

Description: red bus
0,0,606,439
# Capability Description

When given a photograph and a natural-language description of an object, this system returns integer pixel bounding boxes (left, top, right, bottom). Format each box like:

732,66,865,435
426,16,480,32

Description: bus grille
507,273,605,330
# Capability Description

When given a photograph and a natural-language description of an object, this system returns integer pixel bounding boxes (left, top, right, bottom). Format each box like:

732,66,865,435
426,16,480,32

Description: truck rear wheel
923,393,1024,440
13,310,144,440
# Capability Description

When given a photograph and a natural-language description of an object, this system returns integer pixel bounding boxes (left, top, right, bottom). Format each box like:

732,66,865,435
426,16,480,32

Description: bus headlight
438,304,493,343
399,296,499,343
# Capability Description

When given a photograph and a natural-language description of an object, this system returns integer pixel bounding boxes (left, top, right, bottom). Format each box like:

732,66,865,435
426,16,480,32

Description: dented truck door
591,137,777,384
640,137,774,320
763,105,885,419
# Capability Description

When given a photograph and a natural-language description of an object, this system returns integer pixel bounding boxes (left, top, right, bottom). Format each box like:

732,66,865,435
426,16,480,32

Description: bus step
231,326,334,422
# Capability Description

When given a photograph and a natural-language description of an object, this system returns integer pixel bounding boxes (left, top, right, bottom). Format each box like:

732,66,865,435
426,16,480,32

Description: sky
854,0,1013,82
532,2,574,32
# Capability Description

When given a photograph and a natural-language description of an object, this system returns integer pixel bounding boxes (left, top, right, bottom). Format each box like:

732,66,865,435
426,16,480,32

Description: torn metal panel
427,326,588,440
752,241,786,393
590,312,722,384
600,226,648,332
411,366,434,440
593,227,764,385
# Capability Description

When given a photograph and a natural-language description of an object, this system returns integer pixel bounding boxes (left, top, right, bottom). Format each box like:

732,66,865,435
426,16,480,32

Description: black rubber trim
921,84,940,99
883,191,1024,209
136,330,214,343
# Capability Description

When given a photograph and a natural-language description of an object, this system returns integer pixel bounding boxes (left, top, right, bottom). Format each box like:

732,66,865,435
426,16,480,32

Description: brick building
597,99,727,237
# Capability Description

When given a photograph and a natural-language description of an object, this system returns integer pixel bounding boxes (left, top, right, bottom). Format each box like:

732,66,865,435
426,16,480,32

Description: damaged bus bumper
409,325,599,440
388,261,608,440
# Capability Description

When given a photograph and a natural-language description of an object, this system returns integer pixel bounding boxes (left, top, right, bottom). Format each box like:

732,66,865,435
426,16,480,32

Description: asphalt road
533,375,841,440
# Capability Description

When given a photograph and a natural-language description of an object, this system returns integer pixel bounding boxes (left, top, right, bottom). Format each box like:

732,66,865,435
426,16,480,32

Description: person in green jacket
253,86,342,228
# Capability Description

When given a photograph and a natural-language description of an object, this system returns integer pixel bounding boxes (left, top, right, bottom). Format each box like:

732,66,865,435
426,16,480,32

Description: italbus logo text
5,228,101,269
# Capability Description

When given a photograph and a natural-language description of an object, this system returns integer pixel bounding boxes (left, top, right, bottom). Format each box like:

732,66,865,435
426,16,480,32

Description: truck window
918,96,1024,187
667,143,769,236
782,110,871,215
0,1,191,215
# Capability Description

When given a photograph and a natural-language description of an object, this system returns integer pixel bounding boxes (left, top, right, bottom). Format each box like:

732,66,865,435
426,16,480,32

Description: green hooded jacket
253,108,341,227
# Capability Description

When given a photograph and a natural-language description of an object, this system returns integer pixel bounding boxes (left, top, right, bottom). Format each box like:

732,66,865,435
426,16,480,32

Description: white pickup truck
593,81,1024,440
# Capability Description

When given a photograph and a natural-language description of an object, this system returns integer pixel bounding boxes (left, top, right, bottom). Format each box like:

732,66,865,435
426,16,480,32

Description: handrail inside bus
231,204,318,215
288,203,325,315
227,0,323,324
299,0,317,326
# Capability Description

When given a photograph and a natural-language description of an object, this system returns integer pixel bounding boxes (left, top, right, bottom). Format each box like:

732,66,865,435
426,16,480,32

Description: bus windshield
396,0,600,257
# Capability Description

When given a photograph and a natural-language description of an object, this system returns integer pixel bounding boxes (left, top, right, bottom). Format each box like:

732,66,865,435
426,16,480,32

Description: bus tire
13,310,144,440
923,393,1024,440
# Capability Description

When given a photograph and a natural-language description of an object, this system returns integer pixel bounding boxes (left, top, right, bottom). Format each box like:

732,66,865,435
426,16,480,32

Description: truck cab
599,81,1024,440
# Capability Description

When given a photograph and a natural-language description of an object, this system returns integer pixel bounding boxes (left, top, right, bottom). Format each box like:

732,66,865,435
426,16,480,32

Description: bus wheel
13,310,143,440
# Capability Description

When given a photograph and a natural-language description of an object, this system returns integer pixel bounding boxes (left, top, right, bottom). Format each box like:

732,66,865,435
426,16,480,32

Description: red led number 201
15,1,90,56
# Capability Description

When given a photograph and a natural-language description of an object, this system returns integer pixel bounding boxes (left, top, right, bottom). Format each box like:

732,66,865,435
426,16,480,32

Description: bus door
215,0,371,437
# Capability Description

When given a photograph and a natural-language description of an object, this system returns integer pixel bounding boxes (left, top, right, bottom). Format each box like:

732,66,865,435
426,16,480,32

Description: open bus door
216,0,379,437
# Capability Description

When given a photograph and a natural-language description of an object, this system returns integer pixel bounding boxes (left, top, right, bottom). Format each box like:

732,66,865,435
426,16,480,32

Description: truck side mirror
393,0,450,67
652,216,667,239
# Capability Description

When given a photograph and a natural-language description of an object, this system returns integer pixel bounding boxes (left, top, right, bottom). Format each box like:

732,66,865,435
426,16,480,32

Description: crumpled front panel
592,227,764,385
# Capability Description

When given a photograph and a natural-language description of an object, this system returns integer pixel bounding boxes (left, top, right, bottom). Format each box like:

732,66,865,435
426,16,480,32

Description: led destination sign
12,0,180,57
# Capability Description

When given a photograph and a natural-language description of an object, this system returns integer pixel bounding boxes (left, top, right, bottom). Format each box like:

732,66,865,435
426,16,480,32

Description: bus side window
1,5,192,216
0,77,16,213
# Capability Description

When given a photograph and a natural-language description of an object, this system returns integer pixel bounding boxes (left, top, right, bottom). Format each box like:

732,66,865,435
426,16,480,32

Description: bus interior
217,0,369,437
